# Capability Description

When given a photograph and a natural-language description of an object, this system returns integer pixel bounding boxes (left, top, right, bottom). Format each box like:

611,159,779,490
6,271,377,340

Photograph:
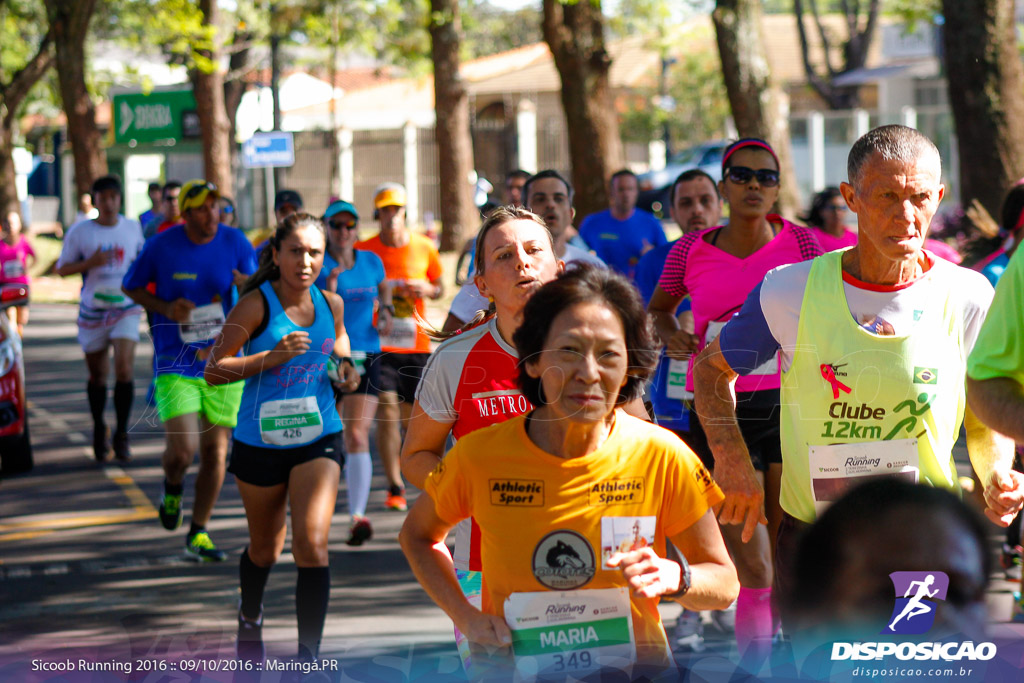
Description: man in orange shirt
356,183,444,510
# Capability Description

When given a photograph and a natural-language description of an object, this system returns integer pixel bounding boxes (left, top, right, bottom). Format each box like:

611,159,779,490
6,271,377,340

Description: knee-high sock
296,566,331,660
113,381,134,435
239,548,272,621
345,452,372,518
735,586,774,664
87,382,107,428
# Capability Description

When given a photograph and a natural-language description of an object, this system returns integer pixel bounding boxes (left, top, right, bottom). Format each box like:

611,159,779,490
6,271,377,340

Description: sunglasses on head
329,218,358,230
725,166,780,188
183,181,217,201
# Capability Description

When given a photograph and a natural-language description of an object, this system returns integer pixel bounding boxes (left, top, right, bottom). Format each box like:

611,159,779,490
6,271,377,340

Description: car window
700,147,725,167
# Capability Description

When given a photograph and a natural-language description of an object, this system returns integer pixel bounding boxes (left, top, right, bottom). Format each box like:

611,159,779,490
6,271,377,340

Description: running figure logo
884,571,949,634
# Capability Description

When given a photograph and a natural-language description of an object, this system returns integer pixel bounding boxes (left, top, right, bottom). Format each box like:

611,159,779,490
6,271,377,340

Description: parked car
637,141,729,218
0,283,31,476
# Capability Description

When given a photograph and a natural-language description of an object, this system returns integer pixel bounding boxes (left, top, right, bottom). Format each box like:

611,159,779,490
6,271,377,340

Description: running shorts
687,388,782,471
78,311,142,353
374,351,430,403
154,373,244,426
229,431,344,487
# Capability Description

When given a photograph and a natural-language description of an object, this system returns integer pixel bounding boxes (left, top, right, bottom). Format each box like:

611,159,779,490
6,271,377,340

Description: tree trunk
46,0,107,198
224,26,255,170
542,0,623,225
942,0,1024,220
0,30,54,216
191,0,233,198
429,0,477,253
713,0,801,217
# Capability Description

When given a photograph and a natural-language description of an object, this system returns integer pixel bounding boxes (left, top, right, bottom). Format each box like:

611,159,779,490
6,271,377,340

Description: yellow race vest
779,251,966,523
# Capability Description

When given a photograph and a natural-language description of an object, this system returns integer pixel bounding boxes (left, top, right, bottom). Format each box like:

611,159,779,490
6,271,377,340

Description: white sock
345,451,372,518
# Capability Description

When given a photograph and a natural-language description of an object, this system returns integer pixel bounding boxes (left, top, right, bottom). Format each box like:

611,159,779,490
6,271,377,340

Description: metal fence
233,104,959,230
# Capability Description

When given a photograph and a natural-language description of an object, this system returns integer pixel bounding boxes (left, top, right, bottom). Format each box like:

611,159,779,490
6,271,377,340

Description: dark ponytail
240,212,327,297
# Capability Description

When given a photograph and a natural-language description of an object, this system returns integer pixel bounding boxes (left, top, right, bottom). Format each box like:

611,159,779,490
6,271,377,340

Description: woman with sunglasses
648,138,821,666
804,187,857,252
317,200,394,546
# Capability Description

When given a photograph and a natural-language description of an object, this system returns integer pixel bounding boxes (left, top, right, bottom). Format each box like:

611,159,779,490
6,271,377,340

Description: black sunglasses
183,181,217,201
329,218,358,230
725,166,780,188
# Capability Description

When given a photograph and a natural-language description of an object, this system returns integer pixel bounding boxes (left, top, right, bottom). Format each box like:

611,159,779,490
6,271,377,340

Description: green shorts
154,374,244,427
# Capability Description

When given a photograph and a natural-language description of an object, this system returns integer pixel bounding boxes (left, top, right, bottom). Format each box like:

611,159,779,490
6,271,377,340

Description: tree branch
2,28,55,126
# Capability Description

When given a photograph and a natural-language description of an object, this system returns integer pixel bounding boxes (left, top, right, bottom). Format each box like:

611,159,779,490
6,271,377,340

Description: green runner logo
913,367,938,385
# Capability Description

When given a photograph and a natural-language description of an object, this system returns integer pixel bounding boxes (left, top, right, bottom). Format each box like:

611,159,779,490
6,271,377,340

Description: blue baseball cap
324,199,359,221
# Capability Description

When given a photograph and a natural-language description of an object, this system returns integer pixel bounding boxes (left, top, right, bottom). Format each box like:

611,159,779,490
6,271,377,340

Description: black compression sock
113,381,134,434
296,566,331,661
164,480,184,496
239,548,272,621
87,382,107,428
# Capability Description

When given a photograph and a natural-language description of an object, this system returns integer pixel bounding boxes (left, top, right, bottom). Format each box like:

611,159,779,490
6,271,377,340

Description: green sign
112,89,199,144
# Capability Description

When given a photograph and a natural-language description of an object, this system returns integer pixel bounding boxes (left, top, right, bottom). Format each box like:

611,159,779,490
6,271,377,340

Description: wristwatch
663,548,692,598
380,303,395,314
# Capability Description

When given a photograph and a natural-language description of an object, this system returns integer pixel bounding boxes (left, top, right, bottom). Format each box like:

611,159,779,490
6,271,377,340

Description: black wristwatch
663,548,692,599
380,303,395,314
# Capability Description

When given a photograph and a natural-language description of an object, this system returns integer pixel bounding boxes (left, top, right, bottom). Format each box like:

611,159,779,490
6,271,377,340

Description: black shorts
333,352,382,399
229,431,345,487
687,389,782,471
374,351,430,403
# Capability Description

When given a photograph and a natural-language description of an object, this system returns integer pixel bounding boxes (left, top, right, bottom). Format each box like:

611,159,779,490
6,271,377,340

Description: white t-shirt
742,254,993,372
447,243,606,323
57,216,144,315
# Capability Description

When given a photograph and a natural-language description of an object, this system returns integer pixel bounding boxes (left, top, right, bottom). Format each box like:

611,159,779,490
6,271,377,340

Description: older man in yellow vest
692,125,1024,604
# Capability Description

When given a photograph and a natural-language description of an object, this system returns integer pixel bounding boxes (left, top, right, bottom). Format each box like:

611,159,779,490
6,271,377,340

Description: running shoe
385,492,407,512
1001,544,1023,581
236,605,265,662
346,517,373,546
1013,591,1024,623
112,431,131,463
673,609,706,653
185,530,228,562
93,424,110,462
709,600,737,634
158,491,183,531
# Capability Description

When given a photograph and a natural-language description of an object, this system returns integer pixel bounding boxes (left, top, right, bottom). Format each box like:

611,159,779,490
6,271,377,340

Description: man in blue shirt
579,169,667,279
123,179,257,562
138,182,163,230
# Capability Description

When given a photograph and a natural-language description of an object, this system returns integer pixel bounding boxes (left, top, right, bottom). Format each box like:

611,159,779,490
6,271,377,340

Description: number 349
553,651,592,671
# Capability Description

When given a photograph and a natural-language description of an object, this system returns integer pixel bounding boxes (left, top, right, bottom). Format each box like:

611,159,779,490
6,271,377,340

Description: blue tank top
234,281,342,448
315,249,385,353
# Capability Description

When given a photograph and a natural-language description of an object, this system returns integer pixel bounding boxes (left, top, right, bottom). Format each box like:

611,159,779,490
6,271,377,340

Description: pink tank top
658,215,822,392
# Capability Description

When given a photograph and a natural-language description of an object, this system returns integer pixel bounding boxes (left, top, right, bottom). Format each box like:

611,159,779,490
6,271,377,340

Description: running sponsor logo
532,530,595,590
884,571,947,635
489,479,544,506
589,478,645,506
471,389,530,419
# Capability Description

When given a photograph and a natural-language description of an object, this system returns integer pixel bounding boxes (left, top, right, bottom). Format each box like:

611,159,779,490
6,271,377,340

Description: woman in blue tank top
205,213,360,666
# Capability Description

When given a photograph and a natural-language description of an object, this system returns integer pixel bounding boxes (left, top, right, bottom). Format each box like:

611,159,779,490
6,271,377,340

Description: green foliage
619,36,730,146
0,0,59,129
883,0,940,24
462,1,541,58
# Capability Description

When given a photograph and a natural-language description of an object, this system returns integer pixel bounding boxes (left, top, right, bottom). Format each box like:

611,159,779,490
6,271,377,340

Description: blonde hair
426,206,554,341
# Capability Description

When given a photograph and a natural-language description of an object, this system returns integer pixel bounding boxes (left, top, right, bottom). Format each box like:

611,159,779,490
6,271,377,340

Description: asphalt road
1,304,1022,683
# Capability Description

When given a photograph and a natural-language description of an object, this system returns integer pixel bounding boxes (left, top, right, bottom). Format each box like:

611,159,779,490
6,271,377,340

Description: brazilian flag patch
914,367,938,384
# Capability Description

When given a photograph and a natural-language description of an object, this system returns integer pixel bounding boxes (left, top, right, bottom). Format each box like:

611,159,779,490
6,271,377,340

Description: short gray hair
847,125,941,185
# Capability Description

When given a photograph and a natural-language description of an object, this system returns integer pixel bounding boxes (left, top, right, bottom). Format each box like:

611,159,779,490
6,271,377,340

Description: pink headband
722,140,780,172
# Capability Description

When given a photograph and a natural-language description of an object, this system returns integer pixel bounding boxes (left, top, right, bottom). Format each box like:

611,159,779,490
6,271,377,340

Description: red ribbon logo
820,364,852,399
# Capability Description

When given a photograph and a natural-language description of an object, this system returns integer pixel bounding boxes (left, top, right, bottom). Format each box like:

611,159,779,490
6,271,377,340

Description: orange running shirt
355,233,442,353
424,411,723,668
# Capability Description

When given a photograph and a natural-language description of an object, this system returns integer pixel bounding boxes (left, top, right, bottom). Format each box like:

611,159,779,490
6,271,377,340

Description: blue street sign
241,131,295,168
